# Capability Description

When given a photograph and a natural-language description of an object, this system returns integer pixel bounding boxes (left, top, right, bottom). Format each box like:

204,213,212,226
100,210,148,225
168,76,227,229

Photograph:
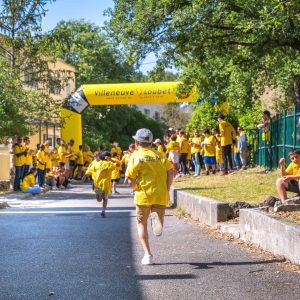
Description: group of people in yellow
13,114,249,196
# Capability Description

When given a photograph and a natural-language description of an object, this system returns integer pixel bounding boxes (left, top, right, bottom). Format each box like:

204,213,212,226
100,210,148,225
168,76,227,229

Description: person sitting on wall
276,150,300,203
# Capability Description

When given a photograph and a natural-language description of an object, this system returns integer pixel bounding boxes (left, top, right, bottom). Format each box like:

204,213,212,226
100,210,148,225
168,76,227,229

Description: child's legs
276,178,288,201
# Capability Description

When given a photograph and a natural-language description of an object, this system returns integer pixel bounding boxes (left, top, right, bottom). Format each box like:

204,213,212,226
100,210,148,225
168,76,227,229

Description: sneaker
220,171,228,176
141,254,154,265
212,170,216,175
193,174,199,177
206,171,209,176
150,212,163,236
101,211,106,218
229,170,234,175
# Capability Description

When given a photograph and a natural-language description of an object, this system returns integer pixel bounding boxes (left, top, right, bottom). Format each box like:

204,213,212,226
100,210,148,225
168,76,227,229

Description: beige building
132,104,163,121
0,59,76,189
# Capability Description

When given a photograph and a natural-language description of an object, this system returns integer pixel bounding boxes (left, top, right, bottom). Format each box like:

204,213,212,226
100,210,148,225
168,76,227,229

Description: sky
41,0,156,74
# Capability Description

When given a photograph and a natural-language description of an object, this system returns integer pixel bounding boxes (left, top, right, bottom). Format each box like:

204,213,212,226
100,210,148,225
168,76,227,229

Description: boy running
126,128,174,265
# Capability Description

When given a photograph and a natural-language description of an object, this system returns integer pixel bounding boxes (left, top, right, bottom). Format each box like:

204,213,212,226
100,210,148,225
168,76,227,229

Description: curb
170,187,300,265
240,209,300,265
170,187,232,227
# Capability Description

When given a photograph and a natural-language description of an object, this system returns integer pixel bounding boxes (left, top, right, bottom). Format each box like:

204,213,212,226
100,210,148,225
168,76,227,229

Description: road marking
0,210,135,214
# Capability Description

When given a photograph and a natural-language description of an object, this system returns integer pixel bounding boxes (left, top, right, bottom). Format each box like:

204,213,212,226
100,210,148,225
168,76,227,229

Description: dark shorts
287,180,300,194
204,156,216,165
77,164,83,167
69,160,76,167
59,162,65,167
111,178,120,183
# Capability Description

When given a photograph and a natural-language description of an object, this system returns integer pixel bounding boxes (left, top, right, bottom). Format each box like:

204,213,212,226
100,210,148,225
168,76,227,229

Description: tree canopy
50,20,163,149
107,0,300,112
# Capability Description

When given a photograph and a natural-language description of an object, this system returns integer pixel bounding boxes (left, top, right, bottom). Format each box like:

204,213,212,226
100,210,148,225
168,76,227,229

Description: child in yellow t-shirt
166,134,180,178
82,151,115,217
202,129,217,175
276,150,300,203
111,152,121,194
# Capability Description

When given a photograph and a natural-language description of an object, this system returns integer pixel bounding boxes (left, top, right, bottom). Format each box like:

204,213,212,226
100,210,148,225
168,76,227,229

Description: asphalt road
0,183,300,300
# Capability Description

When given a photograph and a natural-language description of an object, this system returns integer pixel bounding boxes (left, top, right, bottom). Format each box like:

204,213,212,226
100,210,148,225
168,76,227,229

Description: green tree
107,0,300,113
0,0,69,136
50,20,162,148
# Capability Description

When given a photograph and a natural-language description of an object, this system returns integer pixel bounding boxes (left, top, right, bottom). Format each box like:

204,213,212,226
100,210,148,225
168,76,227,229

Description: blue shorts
204,156,216,165
24,186,42,194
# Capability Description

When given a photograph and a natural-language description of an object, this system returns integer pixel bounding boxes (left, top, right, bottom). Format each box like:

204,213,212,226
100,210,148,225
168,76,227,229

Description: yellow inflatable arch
61,82,197,147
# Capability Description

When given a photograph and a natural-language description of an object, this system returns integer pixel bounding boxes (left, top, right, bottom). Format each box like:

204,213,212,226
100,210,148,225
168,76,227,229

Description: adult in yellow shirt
202,129,217,175
13,137,27,191
126,128,173,265
276,150,300,203
218,114,235,175
179,130,189,176
36,144,46,187
190,129,202,177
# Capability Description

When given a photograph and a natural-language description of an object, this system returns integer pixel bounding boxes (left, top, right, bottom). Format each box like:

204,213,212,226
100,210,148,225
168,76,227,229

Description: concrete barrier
170,187,232,227
240,209,300,265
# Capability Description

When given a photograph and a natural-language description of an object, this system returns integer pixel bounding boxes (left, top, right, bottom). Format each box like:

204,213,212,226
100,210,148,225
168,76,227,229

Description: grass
173,167,287,206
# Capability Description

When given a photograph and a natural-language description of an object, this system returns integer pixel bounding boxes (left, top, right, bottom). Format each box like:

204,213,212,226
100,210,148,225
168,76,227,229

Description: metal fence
253,106,300,169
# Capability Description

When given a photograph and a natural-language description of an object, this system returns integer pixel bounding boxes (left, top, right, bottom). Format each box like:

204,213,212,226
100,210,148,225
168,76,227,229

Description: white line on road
0,210,135,214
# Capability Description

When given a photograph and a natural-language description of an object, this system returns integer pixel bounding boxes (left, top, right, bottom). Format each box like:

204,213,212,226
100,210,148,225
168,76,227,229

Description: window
144,108,150,117
154,111,161,121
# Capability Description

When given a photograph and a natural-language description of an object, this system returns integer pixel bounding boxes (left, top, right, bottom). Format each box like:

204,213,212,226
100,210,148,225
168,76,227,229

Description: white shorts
65,161,70,170
169,152,179,164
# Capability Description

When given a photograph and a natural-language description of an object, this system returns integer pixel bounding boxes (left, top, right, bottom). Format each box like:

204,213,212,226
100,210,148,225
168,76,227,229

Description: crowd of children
13,115,249,204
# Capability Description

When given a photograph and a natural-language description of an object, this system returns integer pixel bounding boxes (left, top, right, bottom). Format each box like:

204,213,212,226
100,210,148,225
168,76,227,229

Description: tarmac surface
0,183,300,300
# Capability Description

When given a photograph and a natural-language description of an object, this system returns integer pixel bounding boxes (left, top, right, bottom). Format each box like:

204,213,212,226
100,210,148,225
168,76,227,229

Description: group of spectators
158,114,249,178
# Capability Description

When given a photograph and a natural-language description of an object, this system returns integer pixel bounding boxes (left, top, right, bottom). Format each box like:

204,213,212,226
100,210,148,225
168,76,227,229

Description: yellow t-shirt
125,147,173,206
203,135,216,157
191,137,202,154
93,161,115,193
122,152,132,167
50,153,59,167
21,174,35,192
14,144,26,167
111,158,121,180
86,160,99,182
36,150,45,170
83,150,93,164
167,141,180,153
219,120,234,147
180,137,189,154
286,162,300,175
187,143,192,160
68,145,76,160
111,146,122,158
233,135,239,153
157,145,165,155
76,151,84,165
24,146,33,165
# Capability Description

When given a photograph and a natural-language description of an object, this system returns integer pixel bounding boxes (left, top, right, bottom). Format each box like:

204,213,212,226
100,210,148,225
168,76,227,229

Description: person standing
238,127,248,170
257,110,272,172
217,115,235,175
13,137,27,191
202,129,217,175
178,130,189,176
190,129,202,177
126,128,174,265
36,144,46,187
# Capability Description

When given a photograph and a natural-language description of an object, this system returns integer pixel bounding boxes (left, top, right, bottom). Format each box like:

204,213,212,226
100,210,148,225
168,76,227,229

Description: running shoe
150,212,163,236
141,254,154,265
101,211,106,218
